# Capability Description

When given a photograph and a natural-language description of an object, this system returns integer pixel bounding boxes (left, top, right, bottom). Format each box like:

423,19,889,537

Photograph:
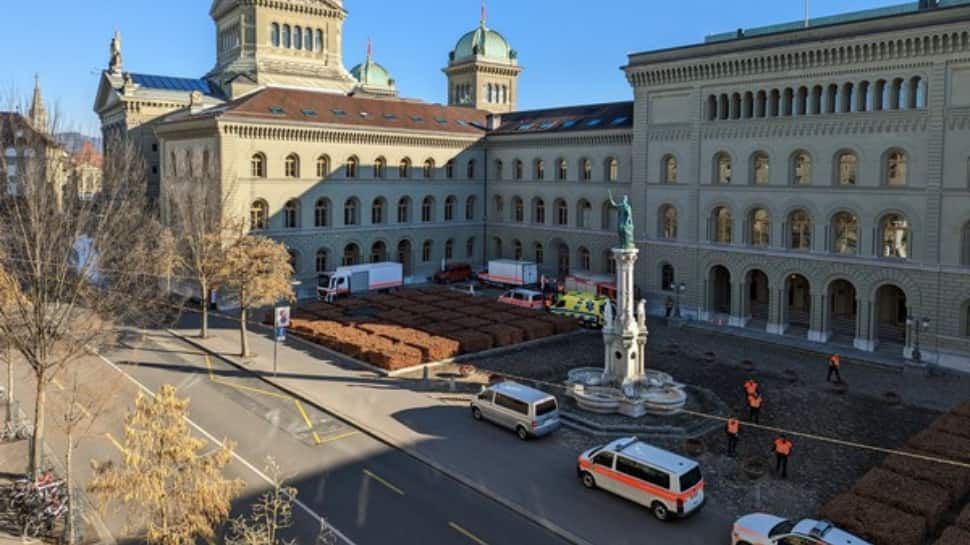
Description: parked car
497,288,548,310
577,436,705,521
470,381,560,440
434,262,473,284
550,291,613,327
732,514,872,545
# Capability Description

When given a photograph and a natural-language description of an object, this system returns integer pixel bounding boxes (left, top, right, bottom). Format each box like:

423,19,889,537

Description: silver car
470,381,561,440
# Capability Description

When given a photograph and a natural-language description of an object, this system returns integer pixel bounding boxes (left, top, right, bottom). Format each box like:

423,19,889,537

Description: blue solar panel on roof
302,109,318,117
611,117,629,126
269,106,285,115
561,119,579,128
331,108,346,116
129,73,213,95
587,119,602,127
539,121,557,130
517,123,533,131
410,115,424,122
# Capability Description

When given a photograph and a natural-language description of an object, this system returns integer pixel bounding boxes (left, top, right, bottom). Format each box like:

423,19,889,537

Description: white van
577,437,705,521
470,382,560,440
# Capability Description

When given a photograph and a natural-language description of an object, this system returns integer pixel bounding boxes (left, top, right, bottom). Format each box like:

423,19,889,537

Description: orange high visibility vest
774,438,793,456
748,394,763,409
830,354,841,368
726,419,740,435
744,380,758,395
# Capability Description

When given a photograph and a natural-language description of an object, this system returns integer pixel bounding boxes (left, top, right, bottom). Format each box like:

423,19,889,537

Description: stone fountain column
603,248,648,389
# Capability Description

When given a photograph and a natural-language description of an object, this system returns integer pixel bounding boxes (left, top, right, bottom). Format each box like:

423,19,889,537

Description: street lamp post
675,282,687,319
906,316,931,363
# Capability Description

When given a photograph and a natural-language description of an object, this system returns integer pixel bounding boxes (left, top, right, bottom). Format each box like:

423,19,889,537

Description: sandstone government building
94,0,970,371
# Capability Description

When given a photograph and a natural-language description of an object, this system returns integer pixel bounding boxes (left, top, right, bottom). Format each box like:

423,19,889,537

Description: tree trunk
200,284,209,340
30,375,46,475
65,430,76,545
240,307,249,358
6,345,13,425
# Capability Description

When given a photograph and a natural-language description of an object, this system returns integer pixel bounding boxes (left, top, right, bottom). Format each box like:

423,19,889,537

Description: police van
577,437,705,521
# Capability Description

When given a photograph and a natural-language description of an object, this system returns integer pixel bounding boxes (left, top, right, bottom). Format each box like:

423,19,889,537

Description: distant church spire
109,31,123,75
367,36,373,61
29,74,48,134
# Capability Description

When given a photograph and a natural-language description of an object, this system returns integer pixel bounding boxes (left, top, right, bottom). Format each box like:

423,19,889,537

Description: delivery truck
477,259,539,288
317,262,403,301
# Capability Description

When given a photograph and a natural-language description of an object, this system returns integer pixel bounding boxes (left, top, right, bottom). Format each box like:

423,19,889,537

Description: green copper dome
451,25,516,64
350,59,394,88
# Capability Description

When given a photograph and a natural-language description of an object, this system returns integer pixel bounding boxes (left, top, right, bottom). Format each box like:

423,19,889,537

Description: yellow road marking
52,378,64,391
293,400,322,445
316,430,361,444
449,522,490,545
363,469,404,496
74,402,91,419
104,432,125,453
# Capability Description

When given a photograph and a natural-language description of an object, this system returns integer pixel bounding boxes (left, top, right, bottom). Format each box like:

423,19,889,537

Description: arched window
374,157,386,179
422,240,433,262
534,242,544,264
832,212,858,255
534,159,545,181
445,160,455,179
423,159,434,179
465,196,476,221
885,150,908,186
602,201,617,231
293,26,303,50
342,244,360,266
343,198,359,226
284,199,300,229
315,248,329,273
304,28,313,51
371,198,386,224
493,195,504,219
513,240,523,260
466,237,475,258
880,213,910,258
314,198,330,227
346,156,359,178
712,206,732,243
285,154,300,178
578,247,591,271
421,196,434,222
467,159,476,179
580,159,592,181
750,208,770,246
577,199,592,229
271,23,280,47
250,200,268,230
494,160,504,180
605,251,616,275
444,196,456,221
397,197,410,223
314,29,323,52
788,210,812,250
792,151,811,185
399,158,412,179
714,152,732,184
837,151,857,186
282,24,291,48
445,239,455,260
371,241,387,263
316,155,330,178
752,152,770,185
513,197,524,223
251,153,266,178
606,158,619,182
557,159,568,181
533,198,546,224
514,160,524,181
555,199,568,226
661,264,675,291
663,155,678,184
660,205,678,239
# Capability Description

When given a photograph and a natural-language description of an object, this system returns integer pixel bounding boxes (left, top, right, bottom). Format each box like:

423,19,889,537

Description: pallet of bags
377,309,414,324
931,413,970,440
932,527,970,545
881,449,970,502
951,401,970,419
819,493,927,545
534,313,581,333
420,322,463,336
958,504,970,532
449,331,494,353
907,429,970,463
509,319,555,341
481,324,524,347
851,467,950,532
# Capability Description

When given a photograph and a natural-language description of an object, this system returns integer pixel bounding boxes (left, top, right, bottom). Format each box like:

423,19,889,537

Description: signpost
273,306,291,376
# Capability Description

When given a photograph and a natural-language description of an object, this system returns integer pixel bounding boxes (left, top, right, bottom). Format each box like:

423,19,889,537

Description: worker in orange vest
827,353,843,384
747,392,763,424
773,434,794,478
743,378,759,397
725,417,740,456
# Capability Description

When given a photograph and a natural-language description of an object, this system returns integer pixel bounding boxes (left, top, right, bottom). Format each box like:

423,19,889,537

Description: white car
732,514,872,545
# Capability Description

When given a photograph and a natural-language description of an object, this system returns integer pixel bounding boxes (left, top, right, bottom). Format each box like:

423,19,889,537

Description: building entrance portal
710,266,731,316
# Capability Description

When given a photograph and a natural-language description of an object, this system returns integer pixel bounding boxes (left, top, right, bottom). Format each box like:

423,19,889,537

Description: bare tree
165,169,245,339
224,457,296,545
0,258,20,424
89,385,244,545
222,236,294,358
0,115,175,474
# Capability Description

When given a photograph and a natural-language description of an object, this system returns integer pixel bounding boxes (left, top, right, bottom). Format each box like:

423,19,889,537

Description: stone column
728,279,748,328
603,248,647,386
767,287,787,335
808,292,828,342
853,298,876,352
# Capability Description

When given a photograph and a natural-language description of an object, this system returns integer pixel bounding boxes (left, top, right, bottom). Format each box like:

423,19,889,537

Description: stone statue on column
608,190,635,250
109,31,123,75
637,299,646,329
603,299,614,328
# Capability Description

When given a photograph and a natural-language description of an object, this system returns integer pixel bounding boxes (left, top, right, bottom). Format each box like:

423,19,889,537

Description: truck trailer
317,262,403,301
477,260,539,288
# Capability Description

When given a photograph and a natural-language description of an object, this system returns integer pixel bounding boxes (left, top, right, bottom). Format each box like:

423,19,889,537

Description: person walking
725,417,740,456
665,296,674,318
827,353,843,384
773,435,793,478
743,378,759,397
747,392,763,424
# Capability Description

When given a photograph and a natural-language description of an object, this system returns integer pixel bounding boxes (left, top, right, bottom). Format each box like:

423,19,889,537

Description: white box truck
317,262,403,301
478,260,539,288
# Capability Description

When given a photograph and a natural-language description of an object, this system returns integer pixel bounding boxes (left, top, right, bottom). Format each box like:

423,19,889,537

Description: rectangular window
593,451,614,468
494,393,528,415
615,457,671,490
679,467,702,492
535,399,557,416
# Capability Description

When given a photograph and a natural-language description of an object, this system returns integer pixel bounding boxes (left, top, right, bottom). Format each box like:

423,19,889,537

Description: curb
168,329,596,545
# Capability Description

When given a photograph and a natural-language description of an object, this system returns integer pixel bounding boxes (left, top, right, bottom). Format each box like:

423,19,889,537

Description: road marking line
204,355,291,399
104,432,125,453
316,430,361,444
294,399,321,444
52,378,64,391
75,402,91,419
363,469,404,496
449,522,490,545
94,349,358,545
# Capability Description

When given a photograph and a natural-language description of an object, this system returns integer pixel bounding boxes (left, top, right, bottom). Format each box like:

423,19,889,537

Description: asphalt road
101,330,572,545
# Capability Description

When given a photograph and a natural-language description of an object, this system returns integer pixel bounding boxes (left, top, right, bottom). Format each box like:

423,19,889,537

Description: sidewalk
171,317,733,545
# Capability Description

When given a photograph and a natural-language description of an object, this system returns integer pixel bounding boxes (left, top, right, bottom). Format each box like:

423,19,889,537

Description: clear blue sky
2,0,898,135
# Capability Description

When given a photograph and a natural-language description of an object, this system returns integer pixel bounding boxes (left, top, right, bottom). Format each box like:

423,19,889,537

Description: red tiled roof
194,87,490,136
